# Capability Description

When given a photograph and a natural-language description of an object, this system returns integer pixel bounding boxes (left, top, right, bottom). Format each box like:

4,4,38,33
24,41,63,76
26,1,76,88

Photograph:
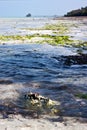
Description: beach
0,17,87,130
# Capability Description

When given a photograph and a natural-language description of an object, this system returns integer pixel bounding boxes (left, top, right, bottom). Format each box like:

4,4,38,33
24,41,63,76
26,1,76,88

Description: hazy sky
0,0,87,17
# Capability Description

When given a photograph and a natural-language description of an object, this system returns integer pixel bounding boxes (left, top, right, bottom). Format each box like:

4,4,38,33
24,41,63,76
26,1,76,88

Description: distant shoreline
0,16,87,20
53,16,87,20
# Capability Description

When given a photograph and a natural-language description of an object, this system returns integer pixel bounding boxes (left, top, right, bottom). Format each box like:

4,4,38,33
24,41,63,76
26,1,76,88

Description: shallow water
0,43,87,117
0,18,87,118
0,18,56,35
0,43,86,84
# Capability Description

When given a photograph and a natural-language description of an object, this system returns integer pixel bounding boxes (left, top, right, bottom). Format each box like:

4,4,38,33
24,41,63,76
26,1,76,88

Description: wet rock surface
60,54,87,66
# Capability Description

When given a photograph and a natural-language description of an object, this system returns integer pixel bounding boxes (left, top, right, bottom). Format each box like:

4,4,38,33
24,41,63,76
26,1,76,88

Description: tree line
64,6,87,17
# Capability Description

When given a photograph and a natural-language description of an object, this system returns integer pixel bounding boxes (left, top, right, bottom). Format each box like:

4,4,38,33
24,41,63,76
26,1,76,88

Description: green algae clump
75,93,87,99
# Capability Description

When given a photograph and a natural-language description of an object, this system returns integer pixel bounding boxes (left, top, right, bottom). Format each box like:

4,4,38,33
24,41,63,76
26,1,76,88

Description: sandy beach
0,117,87,130
0,114,87,130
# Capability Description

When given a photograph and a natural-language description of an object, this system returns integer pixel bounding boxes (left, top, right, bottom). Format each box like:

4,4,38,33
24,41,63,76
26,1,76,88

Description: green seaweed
0,34,74,46
39,35,73,45
42,23,69,34
0,35,24,41
0,34,86,47
20,22,69,34
0,35,33,41
71,41,87,48
43,23,67,30
75,93,87,99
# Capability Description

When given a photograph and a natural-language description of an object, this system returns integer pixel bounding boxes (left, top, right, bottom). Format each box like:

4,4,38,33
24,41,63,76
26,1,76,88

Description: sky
0,0,87,17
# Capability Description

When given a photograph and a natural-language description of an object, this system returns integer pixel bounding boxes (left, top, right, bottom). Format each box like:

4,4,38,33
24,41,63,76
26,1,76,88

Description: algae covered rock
23,92,60,115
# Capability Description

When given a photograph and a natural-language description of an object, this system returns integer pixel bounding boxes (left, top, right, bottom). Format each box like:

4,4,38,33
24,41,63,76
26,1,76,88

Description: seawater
0,18,87,117
0,17,57,35
0,43,87,85
0,17,87,95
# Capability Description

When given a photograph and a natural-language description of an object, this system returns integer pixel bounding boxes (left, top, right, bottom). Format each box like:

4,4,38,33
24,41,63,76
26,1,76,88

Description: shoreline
0,114,87,130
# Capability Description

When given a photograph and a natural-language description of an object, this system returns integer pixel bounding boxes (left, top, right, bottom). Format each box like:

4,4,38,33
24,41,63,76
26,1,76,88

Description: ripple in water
0,43,87,84
0,43,87,118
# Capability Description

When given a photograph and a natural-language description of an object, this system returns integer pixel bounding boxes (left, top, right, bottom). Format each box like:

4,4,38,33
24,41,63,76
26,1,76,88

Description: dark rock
58,85,68,90
0,79,13,84
60,54,87,66
26,13,31,17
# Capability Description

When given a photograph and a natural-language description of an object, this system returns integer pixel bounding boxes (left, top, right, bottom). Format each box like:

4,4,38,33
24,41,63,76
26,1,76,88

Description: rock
26,13,31,17
24,92,60,115
0,79,13,84
60,54,87,66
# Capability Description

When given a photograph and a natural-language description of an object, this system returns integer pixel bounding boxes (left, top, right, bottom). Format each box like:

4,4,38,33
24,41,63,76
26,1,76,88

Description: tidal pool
0,17,87,118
